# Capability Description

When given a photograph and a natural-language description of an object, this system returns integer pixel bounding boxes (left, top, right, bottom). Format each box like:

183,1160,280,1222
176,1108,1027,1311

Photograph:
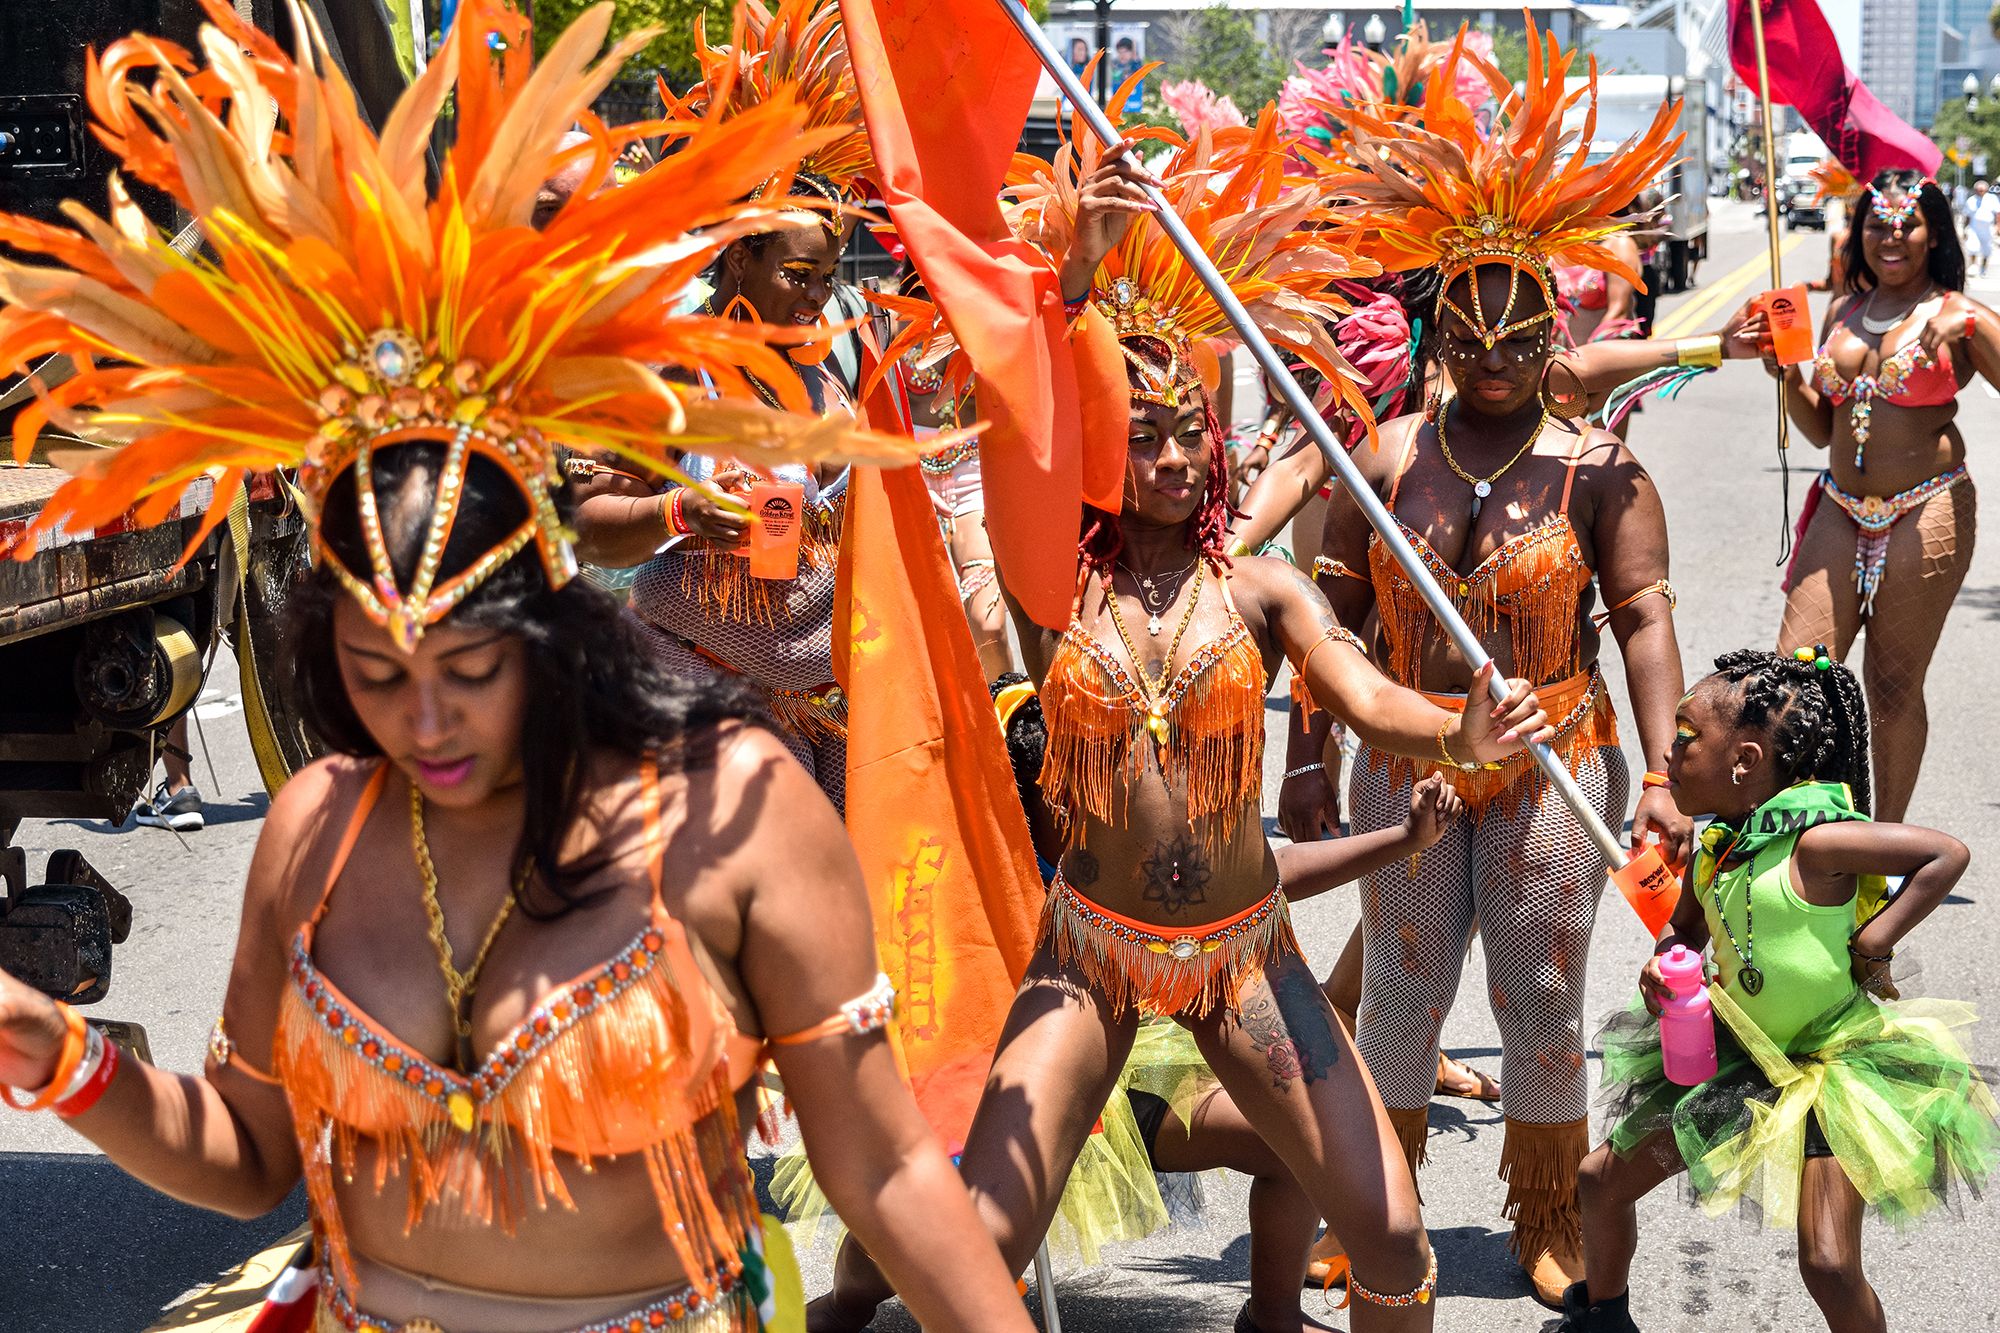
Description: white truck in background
1568,74,1711,292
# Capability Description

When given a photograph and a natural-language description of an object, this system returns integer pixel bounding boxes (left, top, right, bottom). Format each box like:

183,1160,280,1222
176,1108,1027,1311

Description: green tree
528,0,724,80
1928,96,2000,180
1158,4,1285,113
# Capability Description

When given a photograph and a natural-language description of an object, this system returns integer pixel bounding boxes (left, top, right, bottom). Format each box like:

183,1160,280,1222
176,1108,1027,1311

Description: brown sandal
1435,1051,1501,1101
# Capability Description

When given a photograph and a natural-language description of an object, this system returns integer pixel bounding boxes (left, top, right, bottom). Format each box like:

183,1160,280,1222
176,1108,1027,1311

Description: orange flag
839,0,1120,630
836,461,1044,1152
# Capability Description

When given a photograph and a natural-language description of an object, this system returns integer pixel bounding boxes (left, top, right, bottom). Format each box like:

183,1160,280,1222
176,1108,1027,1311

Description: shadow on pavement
0,1153,305,1333
48,792,273,835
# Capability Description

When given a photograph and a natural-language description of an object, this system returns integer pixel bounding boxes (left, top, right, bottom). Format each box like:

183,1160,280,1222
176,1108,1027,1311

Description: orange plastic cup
745,480,806,580
1759,285,1815,365
1610,843,1682,939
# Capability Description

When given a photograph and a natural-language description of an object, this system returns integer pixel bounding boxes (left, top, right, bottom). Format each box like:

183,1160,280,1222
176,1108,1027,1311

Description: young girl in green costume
1561,648,2000,1333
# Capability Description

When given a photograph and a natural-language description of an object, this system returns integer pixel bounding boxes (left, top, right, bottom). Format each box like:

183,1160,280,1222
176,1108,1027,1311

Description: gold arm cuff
1676,335,1723,370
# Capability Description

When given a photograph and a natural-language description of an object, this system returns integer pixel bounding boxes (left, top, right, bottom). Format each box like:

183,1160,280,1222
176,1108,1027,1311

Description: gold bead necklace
409,781,527,1077
1103,560,1204,748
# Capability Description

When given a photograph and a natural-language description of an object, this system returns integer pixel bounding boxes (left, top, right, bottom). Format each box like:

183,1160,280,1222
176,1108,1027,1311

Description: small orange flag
836,462,1044,1152
839,0,1120,630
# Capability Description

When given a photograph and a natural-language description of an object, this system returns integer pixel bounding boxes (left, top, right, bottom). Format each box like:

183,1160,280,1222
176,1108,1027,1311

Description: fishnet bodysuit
630,466,848,814
1350,745,1629,1122
1778,472,1976,821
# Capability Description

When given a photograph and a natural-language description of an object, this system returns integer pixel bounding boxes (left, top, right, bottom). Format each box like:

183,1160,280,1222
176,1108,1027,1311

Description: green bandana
1695,781,1887,924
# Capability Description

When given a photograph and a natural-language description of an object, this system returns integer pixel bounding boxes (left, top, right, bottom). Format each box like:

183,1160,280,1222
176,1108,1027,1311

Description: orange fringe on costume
1367,668,1616,817
1038,875,1298,1018
674,497,844,628
1038,614,1268,850
274,925,762,1302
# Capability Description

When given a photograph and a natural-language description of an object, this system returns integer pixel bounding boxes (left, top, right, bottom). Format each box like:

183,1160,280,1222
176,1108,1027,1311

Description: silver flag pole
993,0,1628,867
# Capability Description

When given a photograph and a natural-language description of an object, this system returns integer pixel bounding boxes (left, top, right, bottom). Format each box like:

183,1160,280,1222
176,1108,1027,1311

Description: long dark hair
286,439,767,917
1842,171,1964,295
1709,648,1872,815
1080,337,1239,578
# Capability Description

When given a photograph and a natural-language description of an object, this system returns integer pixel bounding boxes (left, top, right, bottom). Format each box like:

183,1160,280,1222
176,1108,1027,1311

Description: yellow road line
1654,233,1811,340
146,1227,309,1332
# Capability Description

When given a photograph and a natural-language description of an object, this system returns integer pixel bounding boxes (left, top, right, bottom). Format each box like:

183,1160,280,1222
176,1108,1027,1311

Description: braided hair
1709,648,1873,815
1080,336,1239,579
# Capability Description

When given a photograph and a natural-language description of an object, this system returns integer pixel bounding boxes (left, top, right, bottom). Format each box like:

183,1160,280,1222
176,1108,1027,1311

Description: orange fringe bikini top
257,761,895,1305
1366,425,1593,689
1039,562,1267,847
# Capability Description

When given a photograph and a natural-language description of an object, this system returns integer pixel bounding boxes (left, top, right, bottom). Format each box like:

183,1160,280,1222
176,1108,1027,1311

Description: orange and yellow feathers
661,0,873,196
1324,17,1680,301
0,0,920,586
1004,94,1380,426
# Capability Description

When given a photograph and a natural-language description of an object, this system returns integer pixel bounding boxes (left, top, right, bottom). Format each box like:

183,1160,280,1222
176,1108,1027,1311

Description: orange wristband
6,1004,88,1112
1641,770,1671,789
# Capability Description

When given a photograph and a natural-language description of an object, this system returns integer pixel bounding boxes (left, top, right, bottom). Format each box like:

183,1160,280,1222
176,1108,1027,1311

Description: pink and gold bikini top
1810,304,1958,410
260,760,894,1303
1366,426,1594,690
1039,563,1267,847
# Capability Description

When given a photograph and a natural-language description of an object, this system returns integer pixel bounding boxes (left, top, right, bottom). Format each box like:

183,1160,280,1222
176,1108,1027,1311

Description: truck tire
226,516,324,794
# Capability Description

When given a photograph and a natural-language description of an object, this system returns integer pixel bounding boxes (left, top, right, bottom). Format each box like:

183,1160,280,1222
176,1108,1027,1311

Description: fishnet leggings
1778,472,1976,822
1350,746,1629,1122
631,554,847,813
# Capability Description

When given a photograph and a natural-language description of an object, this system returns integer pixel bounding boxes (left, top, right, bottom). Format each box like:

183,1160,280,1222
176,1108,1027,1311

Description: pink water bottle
1657,945,1718,1086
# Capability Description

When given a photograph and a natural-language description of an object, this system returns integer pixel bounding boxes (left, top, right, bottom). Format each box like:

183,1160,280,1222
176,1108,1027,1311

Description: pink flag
1728,0,1942,181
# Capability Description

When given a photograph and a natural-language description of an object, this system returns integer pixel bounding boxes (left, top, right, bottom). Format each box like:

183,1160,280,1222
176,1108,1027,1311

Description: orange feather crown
1005,94,1380,421
0,0,919,652
1324,17,1681,348
661,0,873,211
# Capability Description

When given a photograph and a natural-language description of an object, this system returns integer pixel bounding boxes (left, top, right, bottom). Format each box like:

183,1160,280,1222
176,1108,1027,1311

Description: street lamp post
1363,12,1387,49
1094,0,1113,104
1324,10,1347,46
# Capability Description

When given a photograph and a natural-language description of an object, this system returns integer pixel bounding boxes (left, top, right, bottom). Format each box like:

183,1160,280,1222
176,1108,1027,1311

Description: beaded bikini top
1367,424,1593,689
1039,563,1267,847
272,763,763,1303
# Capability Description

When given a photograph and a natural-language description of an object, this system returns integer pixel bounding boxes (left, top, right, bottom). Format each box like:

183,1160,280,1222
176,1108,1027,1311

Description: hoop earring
1730,768,1744,786
1540,356,1590,420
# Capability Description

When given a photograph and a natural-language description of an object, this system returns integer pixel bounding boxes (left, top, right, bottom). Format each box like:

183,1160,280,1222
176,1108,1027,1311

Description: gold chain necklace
1435,400,1549,520
408,782,527,1074
1103,561,1204,748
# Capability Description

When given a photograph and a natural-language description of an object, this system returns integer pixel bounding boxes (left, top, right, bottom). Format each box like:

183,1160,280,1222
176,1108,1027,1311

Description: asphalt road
5,197,1999,1331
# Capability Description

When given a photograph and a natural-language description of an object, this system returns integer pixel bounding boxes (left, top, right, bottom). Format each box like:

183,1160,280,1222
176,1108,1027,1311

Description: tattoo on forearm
1141,834,1211,915
1062,848,1100,888
1235,967,1341,1092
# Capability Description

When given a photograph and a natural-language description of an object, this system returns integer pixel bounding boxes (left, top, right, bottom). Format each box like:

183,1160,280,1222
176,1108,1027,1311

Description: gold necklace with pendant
1104,562,1204,752
409,782,527,1127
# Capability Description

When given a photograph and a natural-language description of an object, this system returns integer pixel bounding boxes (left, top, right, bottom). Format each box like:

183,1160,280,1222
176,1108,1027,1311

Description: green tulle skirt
1599,982,2000,1229
771,1020,1215,1266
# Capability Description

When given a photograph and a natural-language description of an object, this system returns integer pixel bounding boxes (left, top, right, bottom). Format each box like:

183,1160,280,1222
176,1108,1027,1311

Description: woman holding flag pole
810,100,1555,1332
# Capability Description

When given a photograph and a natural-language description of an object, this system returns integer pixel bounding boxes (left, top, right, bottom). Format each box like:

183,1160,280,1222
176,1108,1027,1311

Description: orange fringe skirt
1371,667,1618,819
1038,874,1297,1019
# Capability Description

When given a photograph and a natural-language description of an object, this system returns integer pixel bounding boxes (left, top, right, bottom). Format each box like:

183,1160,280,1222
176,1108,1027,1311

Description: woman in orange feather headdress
574,0,882,812
1290,21,1705,1306
813,99,1563,1333
0,4,1035,1330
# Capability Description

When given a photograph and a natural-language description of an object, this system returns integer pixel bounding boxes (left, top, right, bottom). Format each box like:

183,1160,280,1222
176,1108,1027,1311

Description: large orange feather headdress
1005,97,1380,424
661,0,872,204
0,0,918,652
1326,17,1681,348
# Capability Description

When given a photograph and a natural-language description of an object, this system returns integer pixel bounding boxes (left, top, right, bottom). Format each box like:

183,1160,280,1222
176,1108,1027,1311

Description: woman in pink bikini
1764,169,2000,822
